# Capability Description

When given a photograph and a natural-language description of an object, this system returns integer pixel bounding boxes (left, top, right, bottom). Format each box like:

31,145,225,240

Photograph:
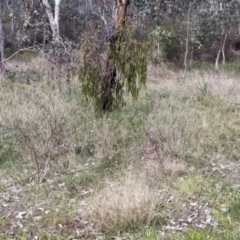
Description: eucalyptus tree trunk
42,0,62,66
0,3,4,73
101,0,130,113
183,1,192,81
23,0,31,47
42,0,61,44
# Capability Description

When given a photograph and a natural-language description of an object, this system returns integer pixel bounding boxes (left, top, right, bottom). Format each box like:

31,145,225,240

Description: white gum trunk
42,0,61,43
0,3,4,72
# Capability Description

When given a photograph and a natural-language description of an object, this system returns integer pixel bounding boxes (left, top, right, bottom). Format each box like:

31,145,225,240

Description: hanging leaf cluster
77,35,103,112
78,26,150,113
113,27,149,101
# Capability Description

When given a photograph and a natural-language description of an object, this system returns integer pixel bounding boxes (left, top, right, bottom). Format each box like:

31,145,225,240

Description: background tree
0,2,4,73
79,0,149,114
101,0,130,112
42,0,61,44
1,0,240,78
22,0,31,47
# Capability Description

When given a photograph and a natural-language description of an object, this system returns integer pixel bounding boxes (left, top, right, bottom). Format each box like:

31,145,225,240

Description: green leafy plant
151,25,182,63
78,26,149,114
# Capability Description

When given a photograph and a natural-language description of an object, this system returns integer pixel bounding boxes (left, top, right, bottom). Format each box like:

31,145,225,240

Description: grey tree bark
0,3,5,73
23,0,31,47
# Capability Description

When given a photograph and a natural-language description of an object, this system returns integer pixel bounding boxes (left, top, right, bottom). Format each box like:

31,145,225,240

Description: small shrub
1,92,72,184
151,25,182,64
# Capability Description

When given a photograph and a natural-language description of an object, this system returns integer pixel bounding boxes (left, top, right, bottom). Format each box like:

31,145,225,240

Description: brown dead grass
88,173,163,233
147,64,240,104
2,57,240,238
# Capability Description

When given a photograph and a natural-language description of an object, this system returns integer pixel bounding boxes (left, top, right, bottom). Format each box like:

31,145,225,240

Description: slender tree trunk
42,0,61,44
0,3,5,74
54,0,61,43
215,30,227,70
23,0,31,47
215,22,227,71
222,33,227,65
183,1,192,82
42,0,61,67
101,0,130,113
215,45,221,71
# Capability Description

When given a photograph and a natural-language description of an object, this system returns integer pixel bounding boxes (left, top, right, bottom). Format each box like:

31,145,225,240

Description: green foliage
17,51,39,62
180,230,214,240
78,26,149,114
229,195,240,222
66,172,96,192
80,61,102,110
179,228,239,240
0,127,21,166
114,30,148,100
144,228,160,240
189,62,240,75
151,25,182,63
2,15,12,24
188,62,215,71
161,35,181,62
221,63,240,76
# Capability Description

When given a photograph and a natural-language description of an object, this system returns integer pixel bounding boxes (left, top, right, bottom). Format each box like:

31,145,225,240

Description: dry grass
0,80,76,182
88,173,163,234
1,58,240,239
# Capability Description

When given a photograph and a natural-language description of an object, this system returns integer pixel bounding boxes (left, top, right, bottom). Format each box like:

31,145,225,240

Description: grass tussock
88,174,162,234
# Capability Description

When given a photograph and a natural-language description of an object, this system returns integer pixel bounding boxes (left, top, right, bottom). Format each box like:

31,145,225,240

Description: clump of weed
65,171,98,195
180,230,214,240
179,174,202,193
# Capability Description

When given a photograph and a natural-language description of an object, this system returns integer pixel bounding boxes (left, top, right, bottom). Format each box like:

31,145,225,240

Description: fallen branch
1,45,41,63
